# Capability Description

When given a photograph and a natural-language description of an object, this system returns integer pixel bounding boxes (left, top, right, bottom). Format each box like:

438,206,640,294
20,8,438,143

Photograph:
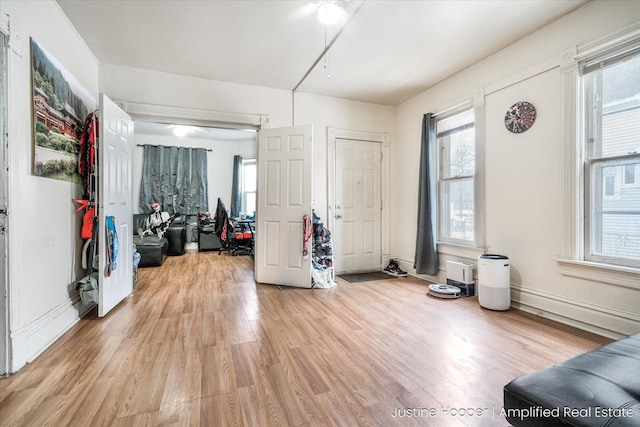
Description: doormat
338,271,395,283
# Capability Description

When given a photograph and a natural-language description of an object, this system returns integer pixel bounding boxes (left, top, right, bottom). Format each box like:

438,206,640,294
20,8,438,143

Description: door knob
335,214,343,219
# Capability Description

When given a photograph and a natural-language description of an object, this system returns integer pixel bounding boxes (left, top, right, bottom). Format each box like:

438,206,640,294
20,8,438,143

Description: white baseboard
10,297,92,372
391,257,638,339
511,284,639,340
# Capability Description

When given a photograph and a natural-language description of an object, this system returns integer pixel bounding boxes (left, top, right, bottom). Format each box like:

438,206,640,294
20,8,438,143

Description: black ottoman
165,225,186,256
133,235,168,267
504,333,640,426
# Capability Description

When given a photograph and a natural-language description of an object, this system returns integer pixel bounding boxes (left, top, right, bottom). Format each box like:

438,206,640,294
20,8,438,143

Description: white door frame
0,28,8,376
113,100,270,132
327,128,390,272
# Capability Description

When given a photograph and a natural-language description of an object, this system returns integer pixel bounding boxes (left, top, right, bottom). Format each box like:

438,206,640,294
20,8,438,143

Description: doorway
328,128,390,274
132,122,257,209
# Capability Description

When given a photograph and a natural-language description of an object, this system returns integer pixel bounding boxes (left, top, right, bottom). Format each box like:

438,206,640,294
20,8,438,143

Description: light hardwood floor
0,252,610,426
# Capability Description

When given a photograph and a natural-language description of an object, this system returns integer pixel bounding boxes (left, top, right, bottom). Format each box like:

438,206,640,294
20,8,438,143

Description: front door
255,125,313,288
334,138,382,273
98,94,134,317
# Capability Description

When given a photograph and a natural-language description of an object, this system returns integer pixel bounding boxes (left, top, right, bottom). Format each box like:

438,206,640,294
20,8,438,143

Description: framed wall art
31,38,95,183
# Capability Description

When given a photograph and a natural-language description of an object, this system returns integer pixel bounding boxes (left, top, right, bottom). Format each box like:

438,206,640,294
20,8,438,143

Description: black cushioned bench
503,333,640,426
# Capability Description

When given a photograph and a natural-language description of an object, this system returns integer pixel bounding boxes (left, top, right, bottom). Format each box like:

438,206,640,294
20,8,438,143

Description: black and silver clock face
504,101,536,133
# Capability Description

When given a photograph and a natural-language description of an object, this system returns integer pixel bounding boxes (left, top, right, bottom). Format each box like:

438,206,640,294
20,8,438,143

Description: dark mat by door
338,271,395,283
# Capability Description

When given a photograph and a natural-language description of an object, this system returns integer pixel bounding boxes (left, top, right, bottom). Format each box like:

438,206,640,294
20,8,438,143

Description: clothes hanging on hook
78,111,99,200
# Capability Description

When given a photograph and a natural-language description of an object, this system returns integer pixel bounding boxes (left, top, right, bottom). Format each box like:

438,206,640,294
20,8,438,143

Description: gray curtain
414,114,439,275
230,155,242,218
139,145,209,215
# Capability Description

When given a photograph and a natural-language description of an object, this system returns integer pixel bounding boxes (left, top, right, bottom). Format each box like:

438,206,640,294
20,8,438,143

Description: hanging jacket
78,112,98,199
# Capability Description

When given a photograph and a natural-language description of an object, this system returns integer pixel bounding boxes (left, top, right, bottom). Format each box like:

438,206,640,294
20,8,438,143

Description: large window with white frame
241,158,257,217
582,46,640,268
436,108,477,245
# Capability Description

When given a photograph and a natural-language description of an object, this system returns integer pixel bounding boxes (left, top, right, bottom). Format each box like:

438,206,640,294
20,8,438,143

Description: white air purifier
477,254,510,311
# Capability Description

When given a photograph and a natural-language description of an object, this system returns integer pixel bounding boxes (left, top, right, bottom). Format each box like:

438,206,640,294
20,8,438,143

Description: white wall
132,130,257,214
3,0,99,371
99,64,294,129
99,65,396,222
293,92,395,220
393,0,640,338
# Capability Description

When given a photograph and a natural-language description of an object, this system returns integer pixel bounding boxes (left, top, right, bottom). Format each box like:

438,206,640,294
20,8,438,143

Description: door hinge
380,201,383,210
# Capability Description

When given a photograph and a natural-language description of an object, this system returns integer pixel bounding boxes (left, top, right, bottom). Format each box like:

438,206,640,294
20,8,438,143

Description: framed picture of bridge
30,38,95,183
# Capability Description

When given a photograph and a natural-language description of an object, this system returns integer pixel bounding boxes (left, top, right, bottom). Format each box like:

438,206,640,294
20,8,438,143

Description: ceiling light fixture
317,1,344,25
293,0,364,93
173,125,192,137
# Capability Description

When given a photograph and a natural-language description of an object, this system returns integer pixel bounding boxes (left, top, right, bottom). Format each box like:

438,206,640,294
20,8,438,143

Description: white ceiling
57,0,589,106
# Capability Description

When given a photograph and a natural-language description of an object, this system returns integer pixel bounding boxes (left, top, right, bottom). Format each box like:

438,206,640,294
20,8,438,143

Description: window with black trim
582,47,640,267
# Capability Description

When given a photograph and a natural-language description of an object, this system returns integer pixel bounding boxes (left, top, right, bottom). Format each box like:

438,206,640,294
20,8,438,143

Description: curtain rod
136,143,212,152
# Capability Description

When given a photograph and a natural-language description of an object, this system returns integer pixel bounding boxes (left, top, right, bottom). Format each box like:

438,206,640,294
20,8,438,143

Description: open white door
255,125,313,288
98,94,134,317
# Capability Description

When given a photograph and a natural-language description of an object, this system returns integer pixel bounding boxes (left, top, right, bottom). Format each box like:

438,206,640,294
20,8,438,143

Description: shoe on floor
391,259,407,276
384,259,408,277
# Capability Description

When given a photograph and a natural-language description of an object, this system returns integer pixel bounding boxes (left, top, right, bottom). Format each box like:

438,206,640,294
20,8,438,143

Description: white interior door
255,125,313,288
334,138,382,273
98,94,134,317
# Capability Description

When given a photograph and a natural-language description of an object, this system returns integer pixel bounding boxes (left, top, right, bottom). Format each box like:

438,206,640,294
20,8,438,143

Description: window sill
438,242,487,260
556,258,640,290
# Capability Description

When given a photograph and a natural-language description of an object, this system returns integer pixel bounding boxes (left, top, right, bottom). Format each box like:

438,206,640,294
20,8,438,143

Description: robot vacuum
428,284,462,299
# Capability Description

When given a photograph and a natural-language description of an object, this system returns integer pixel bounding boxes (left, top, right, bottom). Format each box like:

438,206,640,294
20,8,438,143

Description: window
241,158,256,216
436,108,476,244
624,164,636,185
582,49,640,267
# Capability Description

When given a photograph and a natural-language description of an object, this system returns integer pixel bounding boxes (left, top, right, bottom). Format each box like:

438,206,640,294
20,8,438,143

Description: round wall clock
504,101,536,133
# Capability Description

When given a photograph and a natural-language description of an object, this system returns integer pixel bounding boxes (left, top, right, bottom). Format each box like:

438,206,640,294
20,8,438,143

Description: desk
235,218,255,228
232,219,255,255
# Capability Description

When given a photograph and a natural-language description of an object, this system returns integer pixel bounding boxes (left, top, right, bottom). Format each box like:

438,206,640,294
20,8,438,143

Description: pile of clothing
311,211,335,288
